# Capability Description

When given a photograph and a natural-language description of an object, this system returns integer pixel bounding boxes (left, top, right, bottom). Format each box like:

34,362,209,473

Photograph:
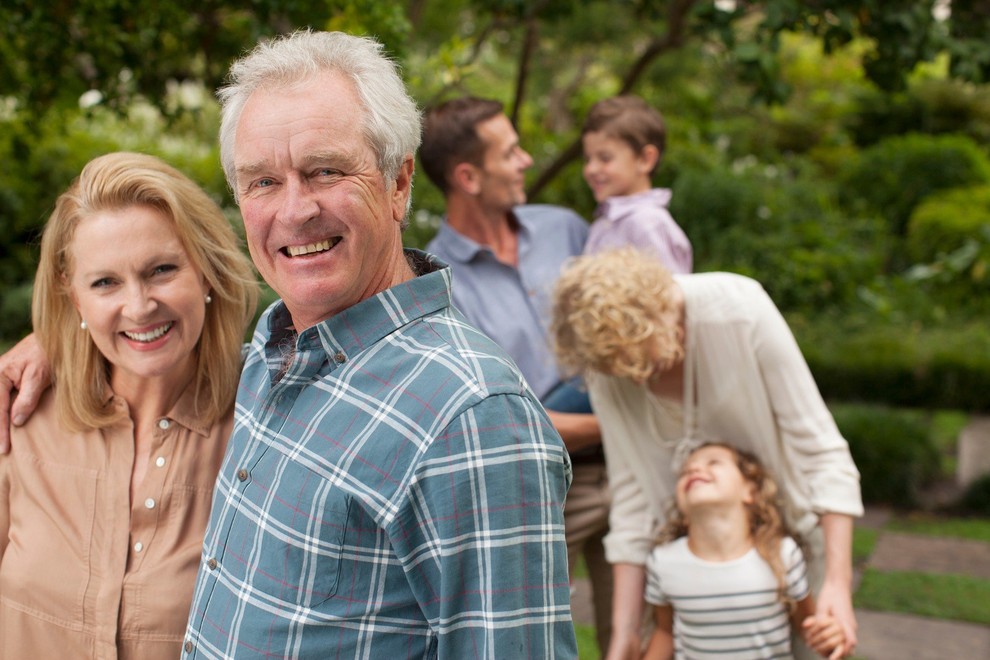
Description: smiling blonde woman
0,152,257,659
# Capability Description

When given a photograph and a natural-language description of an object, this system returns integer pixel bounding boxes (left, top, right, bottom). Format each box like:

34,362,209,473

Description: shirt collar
433,209,533,264
594,188,671,220
266,249,453,361
107,382,214,437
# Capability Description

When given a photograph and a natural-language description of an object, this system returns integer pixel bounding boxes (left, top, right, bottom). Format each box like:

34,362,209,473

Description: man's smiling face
233,70,411,330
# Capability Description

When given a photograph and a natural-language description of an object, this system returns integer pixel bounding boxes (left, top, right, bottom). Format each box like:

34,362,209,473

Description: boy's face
582,131,655,203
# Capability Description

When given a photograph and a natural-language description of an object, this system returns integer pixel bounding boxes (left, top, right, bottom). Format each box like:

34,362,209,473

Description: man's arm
606,562,647,660
545,410,601,453
0,335,50,454
391,392,577,658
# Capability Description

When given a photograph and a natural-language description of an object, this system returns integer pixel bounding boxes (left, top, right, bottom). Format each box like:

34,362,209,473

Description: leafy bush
906,186,990,263
793,315,990,412
0,283,33,343
671,167,883,311
668,166,763,259
831,404,939,507
837,133,990,239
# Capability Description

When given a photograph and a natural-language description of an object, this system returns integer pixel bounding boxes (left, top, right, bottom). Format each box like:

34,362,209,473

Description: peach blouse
0,388,231,660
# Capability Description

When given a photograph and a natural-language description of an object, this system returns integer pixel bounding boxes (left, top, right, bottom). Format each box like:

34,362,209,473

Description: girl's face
581,131,655,203
675,445,754,514
69,204,209,394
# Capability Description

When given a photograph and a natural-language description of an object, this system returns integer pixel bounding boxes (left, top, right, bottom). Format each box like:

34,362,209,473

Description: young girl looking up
643,443,846,660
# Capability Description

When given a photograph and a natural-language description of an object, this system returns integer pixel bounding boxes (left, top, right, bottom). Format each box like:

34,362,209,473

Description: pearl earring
81,320,87,330
205,294,212,304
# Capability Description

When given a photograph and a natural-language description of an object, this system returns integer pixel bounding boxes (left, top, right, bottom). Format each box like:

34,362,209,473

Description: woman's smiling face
69,204,209,391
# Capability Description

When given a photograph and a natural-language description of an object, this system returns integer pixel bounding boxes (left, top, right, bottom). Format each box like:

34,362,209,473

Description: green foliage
796,316,990,412
0,283,32,344
0,99,233,343
854,569,990,625
832,404,940,507
906,185,990,263
846,80,990,148
837,133,990,240
0,0,411,118
671,166,882,310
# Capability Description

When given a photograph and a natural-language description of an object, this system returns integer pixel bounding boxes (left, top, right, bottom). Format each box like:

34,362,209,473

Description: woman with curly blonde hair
551,248,863,660
645,442,845,659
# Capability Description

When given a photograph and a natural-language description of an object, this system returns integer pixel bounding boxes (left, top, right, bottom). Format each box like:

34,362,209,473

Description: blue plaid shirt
183,251,576,659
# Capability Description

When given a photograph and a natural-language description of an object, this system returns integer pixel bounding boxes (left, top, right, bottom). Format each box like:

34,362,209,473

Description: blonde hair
658,442,802,609
33,152,259,431
551,248,683,382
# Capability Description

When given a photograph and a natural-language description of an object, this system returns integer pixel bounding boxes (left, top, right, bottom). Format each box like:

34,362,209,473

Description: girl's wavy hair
658,442,807,610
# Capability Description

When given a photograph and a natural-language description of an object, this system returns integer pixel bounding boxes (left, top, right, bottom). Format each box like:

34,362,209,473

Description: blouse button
144,498,156,509
158,418,170,430
156,456,166,468
334,351,346,364
134,541,144,552
237,468,249,482
185,641,194,653
207,557,218,570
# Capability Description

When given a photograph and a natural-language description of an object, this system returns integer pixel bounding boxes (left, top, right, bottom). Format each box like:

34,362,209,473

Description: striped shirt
183,250,576,659
645,536,809,659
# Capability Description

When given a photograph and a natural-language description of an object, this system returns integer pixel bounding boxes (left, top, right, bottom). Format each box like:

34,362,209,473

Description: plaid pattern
183,251,576,659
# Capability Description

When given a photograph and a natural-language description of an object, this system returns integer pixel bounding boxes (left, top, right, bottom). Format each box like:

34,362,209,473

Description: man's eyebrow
234,161,270,181
234,151,365,180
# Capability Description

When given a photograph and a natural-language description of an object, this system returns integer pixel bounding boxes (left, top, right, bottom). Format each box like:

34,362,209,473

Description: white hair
217,30,421,201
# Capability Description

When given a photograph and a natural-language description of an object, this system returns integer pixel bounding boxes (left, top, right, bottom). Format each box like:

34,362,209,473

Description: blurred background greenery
3,1,990,513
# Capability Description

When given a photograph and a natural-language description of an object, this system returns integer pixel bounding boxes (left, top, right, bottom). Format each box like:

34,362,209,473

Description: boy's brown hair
581,95,666,174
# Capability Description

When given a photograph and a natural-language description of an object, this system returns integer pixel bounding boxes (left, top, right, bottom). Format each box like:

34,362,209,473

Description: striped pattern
646,536,809,659
183,251,576,659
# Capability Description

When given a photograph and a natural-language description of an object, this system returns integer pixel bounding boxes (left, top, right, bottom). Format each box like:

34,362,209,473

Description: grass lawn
854,568,990,625
885,514,990,542
575,623,600,659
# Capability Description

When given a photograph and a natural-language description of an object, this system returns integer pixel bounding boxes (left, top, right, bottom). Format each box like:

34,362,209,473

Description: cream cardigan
589,272,863,566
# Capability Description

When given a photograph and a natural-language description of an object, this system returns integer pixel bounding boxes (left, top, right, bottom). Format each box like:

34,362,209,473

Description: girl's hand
802,615,847,660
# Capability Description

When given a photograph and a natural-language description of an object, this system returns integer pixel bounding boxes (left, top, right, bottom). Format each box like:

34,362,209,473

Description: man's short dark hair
420,97,504,195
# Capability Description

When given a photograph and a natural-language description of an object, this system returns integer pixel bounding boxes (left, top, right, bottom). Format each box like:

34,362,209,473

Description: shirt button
237,468,249,482
207,557,218,570
156,456,166,468
134,541,144,552
184,640,194,653
158,418,170,430
334,351,346,364
145,498,156,509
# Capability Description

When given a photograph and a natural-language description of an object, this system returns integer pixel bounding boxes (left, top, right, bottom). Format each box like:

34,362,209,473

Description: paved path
570,509,990,659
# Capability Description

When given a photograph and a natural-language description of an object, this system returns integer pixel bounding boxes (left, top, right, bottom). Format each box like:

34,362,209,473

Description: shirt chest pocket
235,456,350,609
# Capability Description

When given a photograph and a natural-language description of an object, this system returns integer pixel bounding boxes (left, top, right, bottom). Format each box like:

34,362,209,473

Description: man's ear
390,155,415,224
452,162,483,196
639,144,660,175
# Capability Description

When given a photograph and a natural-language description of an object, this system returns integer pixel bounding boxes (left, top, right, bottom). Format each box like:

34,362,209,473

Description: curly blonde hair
551,248,683,382
658,442,804,610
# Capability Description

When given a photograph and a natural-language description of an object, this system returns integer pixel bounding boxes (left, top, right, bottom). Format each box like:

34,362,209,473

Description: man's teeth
124,322,173,342
287,239,334,257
